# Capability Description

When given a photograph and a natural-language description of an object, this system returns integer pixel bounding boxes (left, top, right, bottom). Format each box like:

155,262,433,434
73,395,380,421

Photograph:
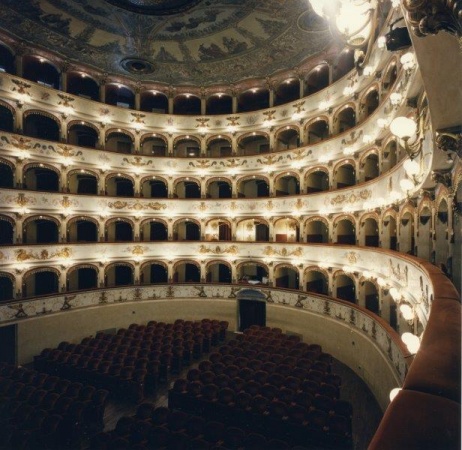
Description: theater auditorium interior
0,0,460,449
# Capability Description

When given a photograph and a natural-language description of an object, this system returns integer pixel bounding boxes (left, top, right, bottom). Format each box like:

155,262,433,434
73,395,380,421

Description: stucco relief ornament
15,247,73,261
11,79,31,95
402,0,462,38
263,246,303,257
122,156,152,168
295,294,307,308
220,159,246,169
61,295,76,311
188,159,216,169
130,245,147,256
345,251,358,265
57,93,75,108
199,245,238,255
133,288,142,301
166,286,174,298
99,291,108,304
329,189,372,206
10,136,32,150
8,303,28,319
54,145,83,159
263,110,276,122
195,286,207,297
389,259,409,286
228,287,239,298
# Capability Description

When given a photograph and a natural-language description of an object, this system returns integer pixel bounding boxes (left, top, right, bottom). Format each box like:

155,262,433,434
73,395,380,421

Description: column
269,88,274,108
61,69,68,93
231,179,238,198
60,120,68,143
99,80,106,103
201,96,206,115
232,94,238,114
269,132,275,152
15,217,24,243
15,53,23,78
135,87,141,111
134,264,140,284
299,77,305,99
15,109,23,134
98,127,105,149
134,176,141,198
15,161,24,188
98,266,105,288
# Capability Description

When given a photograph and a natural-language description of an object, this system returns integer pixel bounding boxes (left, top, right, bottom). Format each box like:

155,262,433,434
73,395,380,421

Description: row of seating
90,403,314,450
168,326,352,448
0,362,109,450
33,318,228,402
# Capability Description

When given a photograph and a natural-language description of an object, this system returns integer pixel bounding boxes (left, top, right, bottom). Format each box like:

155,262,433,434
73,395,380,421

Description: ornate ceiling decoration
0,0,333,86
103,0,203,15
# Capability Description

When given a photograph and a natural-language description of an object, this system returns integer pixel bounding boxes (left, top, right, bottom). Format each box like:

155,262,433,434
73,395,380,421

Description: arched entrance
237,289,267,332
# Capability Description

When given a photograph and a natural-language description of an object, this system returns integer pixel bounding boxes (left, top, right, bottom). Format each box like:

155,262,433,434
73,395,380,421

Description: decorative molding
402,0,462,38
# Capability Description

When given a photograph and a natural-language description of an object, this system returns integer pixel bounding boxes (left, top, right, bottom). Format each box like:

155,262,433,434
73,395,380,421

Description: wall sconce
403,158,424,185
390,115,423,160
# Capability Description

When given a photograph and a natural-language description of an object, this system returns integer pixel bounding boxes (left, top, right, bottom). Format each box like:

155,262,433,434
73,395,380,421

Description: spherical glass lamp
390,116,417,140
400,178,415,192
389,387,402,402
403,159,420,177
399,303,414,321
401,332,421,354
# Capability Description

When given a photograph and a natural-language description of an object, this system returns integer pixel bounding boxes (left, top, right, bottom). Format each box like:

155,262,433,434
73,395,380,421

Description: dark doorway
150,222,167,241
34,272,58,296
0,277,13,301
150,265,168,283
0,325,16,365
0,221,13,244
36,220,59,243
366,295,380,314
77,176,97,194
238,299,266,332
76,268,97,290
0,164,13,188
77,221,97,242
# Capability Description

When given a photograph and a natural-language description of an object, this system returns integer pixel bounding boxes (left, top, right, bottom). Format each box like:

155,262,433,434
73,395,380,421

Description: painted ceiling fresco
0,0,333,85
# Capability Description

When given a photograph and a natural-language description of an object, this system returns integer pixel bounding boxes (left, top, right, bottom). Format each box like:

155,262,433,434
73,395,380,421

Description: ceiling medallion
104,0,203,15
121,57,155,75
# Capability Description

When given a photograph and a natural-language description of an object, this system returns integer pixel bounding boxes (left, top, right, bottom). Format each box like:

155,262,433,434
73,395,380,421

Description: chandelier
308,0,383,66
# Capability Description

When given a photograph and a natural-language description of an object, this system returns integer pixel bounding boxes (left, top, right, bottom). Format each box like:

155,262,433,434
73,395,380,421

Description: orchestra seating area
0,362,109,450
33,319,229,403
168,326,352,449
4,319,357,449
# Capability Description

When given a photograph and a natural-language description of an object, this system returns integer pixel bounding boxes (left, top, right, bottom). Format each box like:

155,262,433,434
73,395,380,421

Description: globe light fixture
389,387,402,402
390,115,424,160
401,332,421,354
